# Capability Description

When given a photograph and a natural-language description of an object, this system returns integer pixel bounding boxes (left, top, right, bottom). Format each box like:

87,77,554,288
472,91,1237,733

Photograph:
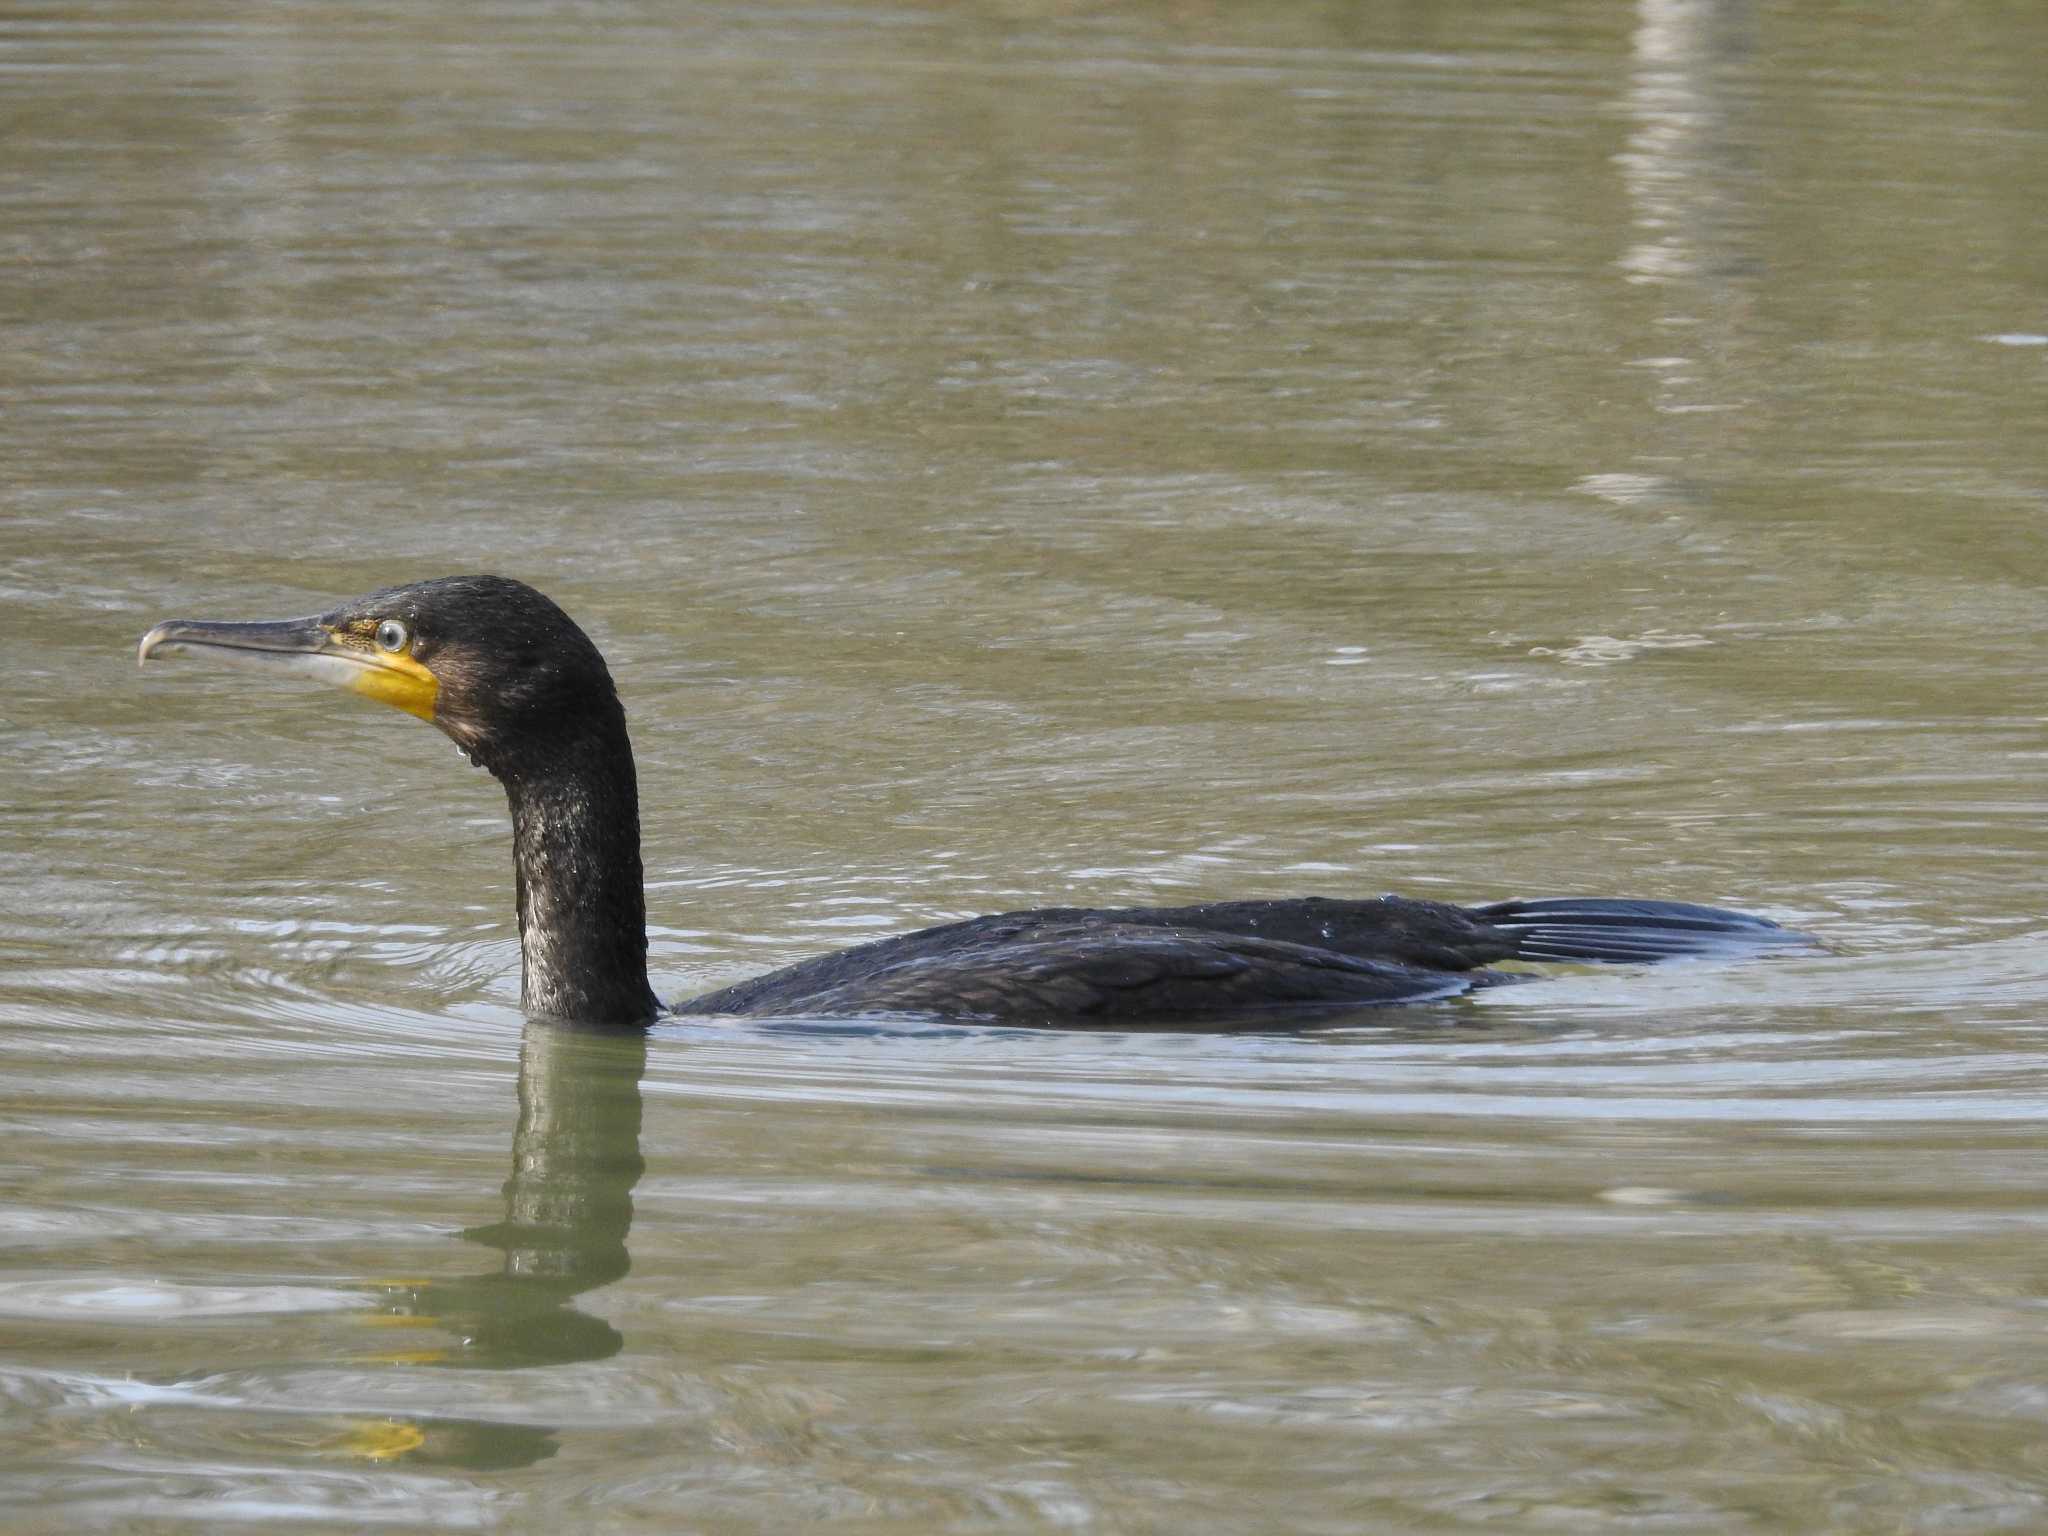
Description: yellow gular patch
328,627,439,722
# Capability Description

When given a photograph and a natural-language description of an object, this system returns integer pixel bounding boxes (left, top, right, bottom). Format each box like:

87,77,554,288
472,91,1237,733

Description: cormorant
138,575,1809,1028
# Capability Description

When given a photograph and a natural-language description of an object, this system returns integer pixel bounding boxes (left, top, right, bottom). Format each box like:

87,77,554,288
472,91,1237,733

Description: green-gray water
5,1,2048,1529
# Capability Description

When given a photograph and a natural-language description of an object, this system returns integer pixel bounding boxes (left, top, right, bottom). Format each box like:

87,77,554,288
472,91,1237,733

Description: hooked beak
138,615,439,722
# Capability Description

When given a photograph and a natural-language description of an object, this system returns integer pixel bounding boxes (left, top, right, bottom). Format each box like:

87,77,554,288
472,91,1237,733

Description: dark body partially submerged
139,575,1810,1029
674,896,1803,1023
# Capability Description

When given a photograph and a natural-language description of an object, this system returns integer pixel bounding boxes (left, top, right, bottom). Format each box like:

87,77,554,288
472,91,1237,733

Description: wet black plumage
139,575,1811,1028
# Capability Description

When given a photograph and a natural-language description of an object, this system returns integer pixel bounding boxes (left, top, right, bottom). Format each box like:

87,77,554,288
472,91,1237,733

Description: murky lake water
5,0,2048,1528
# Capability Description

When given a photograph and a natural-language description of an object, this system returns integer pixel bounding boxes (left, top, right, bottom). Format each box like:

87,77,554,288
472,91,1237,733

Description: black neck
493,708,660,1026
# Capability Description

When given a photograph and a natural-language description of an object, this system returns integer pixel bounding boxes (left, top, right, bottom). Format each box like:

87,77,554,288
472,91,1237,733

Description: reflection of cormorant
139,576,1809,1027
367,1021,647,1371
337,1021,647,1471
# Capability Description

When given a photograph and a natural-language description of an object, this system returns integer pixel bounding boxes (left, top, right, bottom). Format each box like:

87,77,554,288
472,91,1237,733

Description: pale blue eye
375,619,409,653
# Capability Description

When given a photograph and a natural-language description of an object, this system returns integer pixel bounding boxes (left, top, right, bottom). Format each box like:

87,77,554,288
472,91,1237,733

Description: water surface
5,0,2048,1529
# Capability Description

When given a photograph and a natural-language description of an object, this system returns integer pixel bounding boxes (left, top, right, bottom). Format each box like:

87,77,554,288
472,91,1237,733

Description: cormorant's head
139,575,623,773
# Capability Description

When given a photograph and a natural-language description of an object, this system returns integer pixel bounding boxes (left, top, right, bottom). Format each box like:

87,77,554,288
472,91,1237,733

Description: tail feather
1473,897,1814,966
